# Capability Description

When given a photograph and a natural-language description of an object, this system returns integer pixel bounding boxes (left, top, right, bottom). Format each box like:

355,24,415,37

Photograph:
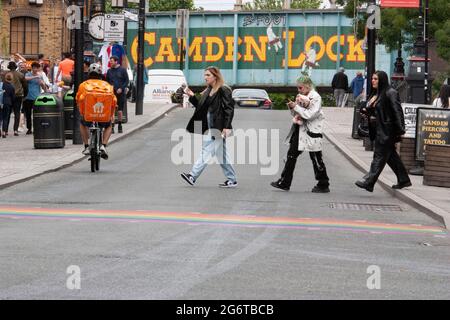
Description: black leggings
280,125,330,188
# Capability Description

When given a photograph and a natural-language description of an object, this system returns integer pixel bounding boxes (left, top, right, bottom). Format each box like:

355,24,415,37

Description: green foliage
269,93,293,110
268,91,335,110
435,21,450,63
432,70,450,99
148,0,195,11
243,0,321,10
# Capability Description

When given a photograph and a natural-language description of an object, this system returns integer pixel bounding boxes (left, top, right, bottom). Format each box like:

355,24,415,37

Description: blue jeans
190,113,237,182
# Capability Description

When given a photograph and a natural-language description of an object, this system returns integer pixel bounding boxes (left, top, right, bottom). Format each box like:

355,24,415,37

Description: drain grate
328,202,403,212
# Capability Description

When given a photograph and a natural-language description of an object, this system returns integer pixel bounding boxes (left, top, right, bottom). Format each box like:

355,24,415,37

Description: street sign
104,14,125,42
401,103,429,138
380,0,420,8
176,9,189,38
415,108,450,161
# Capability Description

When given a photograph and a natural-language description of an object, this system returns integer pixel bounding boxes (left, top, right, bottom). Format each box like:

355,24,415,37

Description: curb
0,105,179,191
323,124,449,229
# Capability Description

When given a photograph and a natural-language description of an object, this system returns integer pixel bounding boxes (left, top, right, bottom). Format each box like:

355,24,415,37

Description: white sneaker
181,172,195,186
218,180,238,188
100,145,108,160
82,146,90,155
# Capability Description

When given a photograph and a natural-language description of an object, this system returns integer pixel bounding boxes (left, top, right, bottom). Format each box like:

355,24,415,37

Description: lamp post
424,0,430,104
365,0,377,97
72,0,84,145
135,0,145,115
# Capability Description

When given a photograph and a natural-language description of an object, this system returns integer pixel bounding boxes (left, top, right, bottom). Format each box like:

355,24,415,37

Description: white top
432,98,449,108
98,44,111,75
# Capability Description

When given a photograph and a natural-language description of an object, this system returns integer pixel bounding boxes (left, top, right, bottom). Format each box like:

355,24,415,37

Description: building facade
0,0,71,61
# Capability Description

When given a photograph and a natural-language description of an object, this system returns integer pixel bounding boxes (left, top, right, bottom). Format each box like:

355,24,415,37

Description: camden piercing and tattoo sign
415,108,450,161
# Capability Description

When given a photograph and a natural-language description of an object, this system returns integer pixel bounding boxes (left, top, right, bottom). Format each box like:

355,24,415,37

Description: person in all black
1,73,16,138
331,67,348,108
106,55,129,134
355,70,411,192
180,66,237,188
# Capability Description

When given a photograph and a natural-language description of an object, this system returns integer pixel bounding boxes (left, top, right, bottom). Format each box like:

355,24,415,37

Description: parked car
232,88,272,109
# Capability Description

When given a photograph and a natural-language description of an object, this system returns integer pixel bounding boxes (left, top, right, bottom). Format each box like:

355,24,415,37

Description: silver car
232,88,272,109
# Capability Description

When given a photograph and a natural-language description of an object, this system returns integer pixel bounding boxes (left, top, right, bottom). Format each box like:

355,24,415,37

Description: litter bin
351,101,364,139
33,94,65,149
63,90,75,139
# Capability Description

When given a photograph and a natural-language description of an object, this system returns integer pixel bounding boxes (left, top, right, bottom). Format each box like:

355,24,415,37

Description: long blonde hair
204,66,225,95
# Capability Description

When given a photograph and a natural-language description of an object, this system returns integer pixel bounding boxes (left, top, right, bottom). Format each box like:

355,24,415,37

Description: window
10,17,39,55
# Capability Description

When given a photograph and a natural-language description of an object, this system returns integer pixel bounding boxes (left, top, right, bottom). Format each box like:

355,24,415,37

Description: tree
336,0,450,63
243,0,321,10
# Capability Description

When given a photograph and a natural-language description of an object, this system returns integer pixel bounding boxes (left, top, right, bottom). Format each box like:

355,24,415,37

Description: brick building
0,0,71,61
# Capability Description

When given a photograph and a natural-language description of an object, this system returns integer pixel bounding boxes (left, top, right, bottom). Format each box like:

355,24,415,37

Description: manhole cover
328,202,403,212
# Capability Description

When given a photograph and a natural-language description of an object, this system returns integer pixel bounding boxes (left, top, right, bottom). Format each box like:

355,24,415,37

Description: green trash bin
63,90,75,139
33,94,65,149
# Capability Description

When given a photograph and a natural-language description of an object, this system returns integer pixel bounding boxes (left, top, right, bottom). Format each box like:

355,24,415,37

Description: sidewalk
323,107,450,229
0,102,177,190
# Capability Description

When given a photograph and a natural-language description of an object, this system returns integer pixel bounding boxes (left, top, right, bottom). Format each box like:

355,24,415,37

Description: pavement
0,101,177,190
322,107,450,228
0,104,448,230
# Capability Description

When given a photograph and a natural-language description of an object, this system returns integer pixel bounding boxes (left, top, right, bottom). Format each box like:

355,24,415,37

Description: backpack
77,79,116,122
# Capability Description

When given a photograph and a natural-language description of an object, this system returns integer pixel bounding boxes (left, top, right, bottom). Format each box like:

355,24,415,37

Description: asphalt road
0,108,449,299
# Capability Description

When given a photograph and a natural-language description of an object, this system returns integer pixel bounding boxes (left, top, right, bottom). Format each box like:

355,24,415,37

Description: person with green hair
271,75,330,193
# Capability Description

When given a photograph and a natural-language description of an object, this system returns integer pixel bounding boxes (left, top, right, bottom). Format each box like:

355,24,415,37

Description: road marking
0,206,446,236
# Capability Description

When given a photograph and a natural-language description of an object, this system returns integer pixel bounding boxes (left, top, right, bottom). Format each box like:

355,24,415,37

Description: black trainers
181,172,195,186
270,180,290,191
311,186,330,193
118,124,123,133
219,180,238,188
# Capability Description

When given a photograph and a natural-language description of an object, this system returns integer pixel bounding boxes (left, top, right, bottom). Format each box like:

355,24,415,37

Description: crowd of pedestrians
0,51,129,141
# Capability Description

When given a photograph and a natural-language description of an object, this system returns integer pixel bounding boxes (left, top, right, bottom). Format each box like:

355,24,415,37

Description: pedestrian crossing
0,206,446,236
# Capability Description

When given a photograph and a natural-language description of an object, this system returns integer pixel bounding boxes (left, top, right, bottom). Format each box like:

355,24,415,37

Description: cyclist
76,63,117,159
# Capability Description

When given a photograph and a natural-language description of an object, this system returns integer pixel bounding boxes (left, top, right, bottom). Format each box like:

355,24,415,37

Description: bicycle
88,122,103,172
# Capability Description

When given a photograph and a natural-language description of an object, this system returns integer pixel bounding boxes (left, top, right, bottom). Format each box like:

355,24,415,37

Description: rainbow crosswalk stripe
0,206,446,236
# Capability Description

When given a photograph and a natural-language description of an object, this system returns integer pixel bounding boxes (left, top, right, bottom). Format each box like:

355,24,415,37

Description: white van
144,69,187,103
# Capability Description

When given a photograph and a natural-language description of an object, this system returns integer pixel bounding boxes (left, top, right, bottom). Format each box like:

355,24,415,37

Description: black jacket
369,87,405,144
186,86,234,134
1,82,16,106
331,72,349,91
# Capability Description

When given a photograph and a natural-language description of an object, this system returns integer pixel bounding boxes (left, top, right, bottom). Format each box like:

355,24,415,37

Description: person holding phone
271,75,330,193
180,66,237,188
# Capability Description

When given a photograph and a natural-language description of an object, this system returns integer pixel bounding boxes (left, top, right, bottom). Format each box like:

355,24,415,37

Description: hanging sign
104,14,125,42
380,0,420,8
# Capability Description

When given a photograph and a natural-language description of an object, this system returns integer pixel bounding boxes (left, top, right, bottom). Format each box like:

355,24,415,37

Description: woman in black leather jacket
180,66,237,188
355,71,411,192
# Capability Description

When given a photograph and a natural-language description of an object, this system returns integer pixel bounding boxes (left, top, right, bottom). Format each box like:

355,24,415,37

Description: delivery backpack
79,79,116,122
